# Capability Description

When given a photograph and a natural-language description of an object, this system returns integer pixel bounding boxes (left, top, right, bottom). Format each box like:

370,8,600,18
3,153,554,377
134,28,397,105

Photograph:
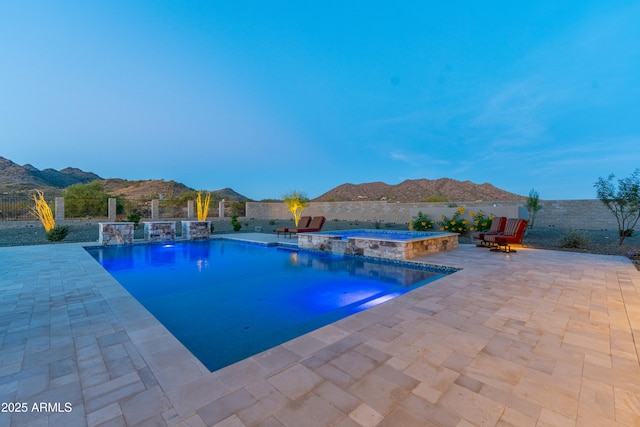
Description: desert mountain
0,157,101,194
314,178,525,202
0,156,249,201
1,156,524,202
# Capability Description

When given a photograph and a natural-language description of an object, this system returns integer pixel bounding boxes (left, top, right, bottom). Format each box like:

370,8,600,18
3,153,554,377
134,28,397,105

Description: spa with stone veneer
298,229,458,260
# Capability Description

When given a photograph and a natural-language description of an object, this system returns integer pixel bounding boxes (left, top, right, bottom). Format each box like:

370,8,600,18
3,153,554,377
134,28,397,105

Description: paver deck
1,234,639,426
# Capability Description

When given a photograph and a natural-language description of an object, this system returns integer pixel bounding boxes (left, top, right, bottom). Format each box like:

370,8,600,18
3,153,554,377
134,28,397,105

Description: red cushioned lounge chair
276,216,311,237
484,218,528,253
286,216,326,238
472,216,507,248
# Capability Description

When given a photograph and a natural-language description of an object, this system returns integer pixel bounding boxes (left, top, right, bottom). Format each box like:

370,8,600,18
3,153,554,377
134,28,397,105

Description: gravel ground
2,219,638,268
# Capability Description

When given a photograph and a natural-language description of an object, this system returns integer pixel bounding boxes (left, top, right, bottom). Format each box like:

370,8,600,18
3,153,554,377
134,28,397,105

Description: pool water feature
298,229,459,260
86,240,452,372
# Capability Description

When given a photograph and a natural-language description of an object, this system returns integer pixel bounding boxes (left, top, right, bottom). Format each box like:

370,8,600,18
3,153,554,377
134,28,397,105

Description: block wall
247,199,626,231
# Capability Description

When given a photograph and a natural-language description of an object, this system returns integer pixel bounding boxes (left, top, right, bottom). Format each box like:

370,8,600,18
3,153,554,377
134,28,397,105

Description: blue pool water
86,240,449,372
313,229,449,241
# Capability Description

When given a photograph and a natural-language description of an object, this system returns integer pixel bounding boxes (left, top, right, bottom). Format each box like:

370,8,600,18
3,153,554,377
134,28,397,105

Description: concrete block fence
1,195,633,232
247,199,631,231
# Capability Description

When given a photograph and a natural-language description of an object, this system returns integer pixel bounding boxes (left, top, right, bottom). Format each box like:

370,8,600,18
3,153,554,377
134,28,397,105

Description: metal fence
0,195,38,221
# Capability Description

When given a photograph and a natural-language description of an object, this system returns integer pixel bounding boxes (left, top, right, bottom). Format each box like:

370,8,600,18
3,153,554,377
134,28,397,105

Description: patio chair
286,216,326,238
472,216,507,248
484,218,528,253
276,216,311,237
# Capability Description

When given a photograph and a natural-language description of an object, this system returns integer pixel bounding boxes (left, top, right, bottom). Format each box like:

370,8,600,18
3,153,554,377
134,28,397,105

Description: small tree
527,188,542,229
594,169,640,245
282,190,309,226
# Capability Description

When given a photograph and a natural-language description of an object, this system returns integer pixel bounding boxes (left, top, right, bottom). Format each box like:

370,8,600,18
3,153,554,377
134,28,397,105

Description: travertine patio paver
0,235,639,426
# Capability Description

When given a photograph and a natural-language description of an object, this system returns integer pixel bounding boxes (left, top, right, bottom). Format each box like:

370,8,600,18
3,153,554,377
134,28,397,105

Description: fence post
187,200,195,219
55,197,65,222
108,198,117,221
151,199,159,220
219,199,225,218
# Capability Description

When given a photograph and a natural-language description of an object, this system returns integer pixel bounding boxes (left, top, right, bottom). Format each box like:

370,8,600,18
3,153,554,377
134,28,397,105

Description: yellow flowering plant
438,207,470,233
408,211,434,231
471,210,494,232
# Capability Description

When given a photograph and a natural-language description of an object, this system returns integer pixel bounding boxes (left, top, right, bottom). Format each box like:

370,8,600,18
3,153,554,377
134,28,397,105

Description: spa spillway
297,229,458,260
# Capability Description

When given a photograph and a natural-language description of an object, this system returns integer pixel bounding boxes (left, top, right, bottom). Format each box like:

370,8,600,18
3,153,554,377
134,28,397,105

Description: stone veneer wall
297,233,458,260
182,221,211,240
144,221,176,242
98,222,134,245
247,199,628,231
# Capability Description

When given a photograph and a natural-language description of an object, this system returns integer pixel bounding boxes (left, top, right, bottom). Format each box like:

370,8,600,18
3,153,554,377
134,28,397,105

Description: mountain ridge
0,156,250,201
0,156,524,202
313,178,525,202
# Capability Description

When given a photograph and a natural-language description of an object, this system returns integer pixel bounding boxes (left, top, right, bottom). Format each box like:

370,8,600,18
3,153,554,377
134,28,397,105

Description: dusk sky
2,1,639,200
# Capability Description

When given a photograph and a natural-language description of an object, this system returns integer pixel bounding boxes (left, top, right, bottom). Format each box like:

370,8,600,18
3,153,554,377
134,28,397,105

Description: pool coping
1,234,640,426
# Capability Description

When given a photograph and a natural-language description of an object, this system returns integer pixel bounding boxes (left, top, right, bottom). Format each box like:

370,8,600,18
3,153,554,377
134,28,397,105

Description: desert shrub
423,195,447,202
46,225,69,242
126,211,142,227
409,211,434,231
439,207,469,234
560,230,588,249
620,229,634,238
269,219,276,225
64,181,109,217
230,214,242,232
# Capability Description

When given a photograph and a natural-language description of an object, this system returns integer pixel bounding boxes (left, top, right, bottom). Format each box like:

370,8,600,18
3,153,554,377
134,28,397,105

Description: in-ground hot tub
298,229,458,260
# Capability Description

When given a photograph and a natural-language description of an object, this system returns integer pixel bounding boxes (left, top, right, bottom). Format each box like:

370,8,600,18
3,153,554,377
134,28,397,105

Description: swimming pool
86,240,452,372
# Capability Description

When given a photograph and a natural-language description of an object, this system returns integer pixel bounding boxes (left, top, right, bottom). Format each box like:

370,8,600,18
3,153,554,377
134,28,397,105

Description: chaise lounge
276,216,311,237
286,216,326,238
471,216,507,247
483,218,528,253
472,216,507,247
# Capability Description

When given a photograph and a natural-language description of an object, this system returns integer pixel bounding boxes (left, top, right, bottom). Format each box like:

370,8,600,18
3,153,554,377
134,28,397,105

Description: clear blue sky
2,1,639,200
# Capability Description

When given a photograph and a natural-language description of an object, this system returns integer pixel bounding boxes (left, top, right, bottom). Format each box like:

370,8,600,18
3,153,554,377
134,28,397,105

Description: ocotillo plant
32,190,55,232
196,191,211,221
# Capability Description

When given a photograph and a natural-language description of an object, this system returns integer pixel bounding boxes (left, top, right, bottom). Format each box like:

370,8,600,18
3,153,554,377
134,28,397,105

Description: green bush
230,214,242,232
423,195,447,202
126,211,142,227
560,230,588,249
409,211,434,231
620,229,634,238
46,225,69,242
